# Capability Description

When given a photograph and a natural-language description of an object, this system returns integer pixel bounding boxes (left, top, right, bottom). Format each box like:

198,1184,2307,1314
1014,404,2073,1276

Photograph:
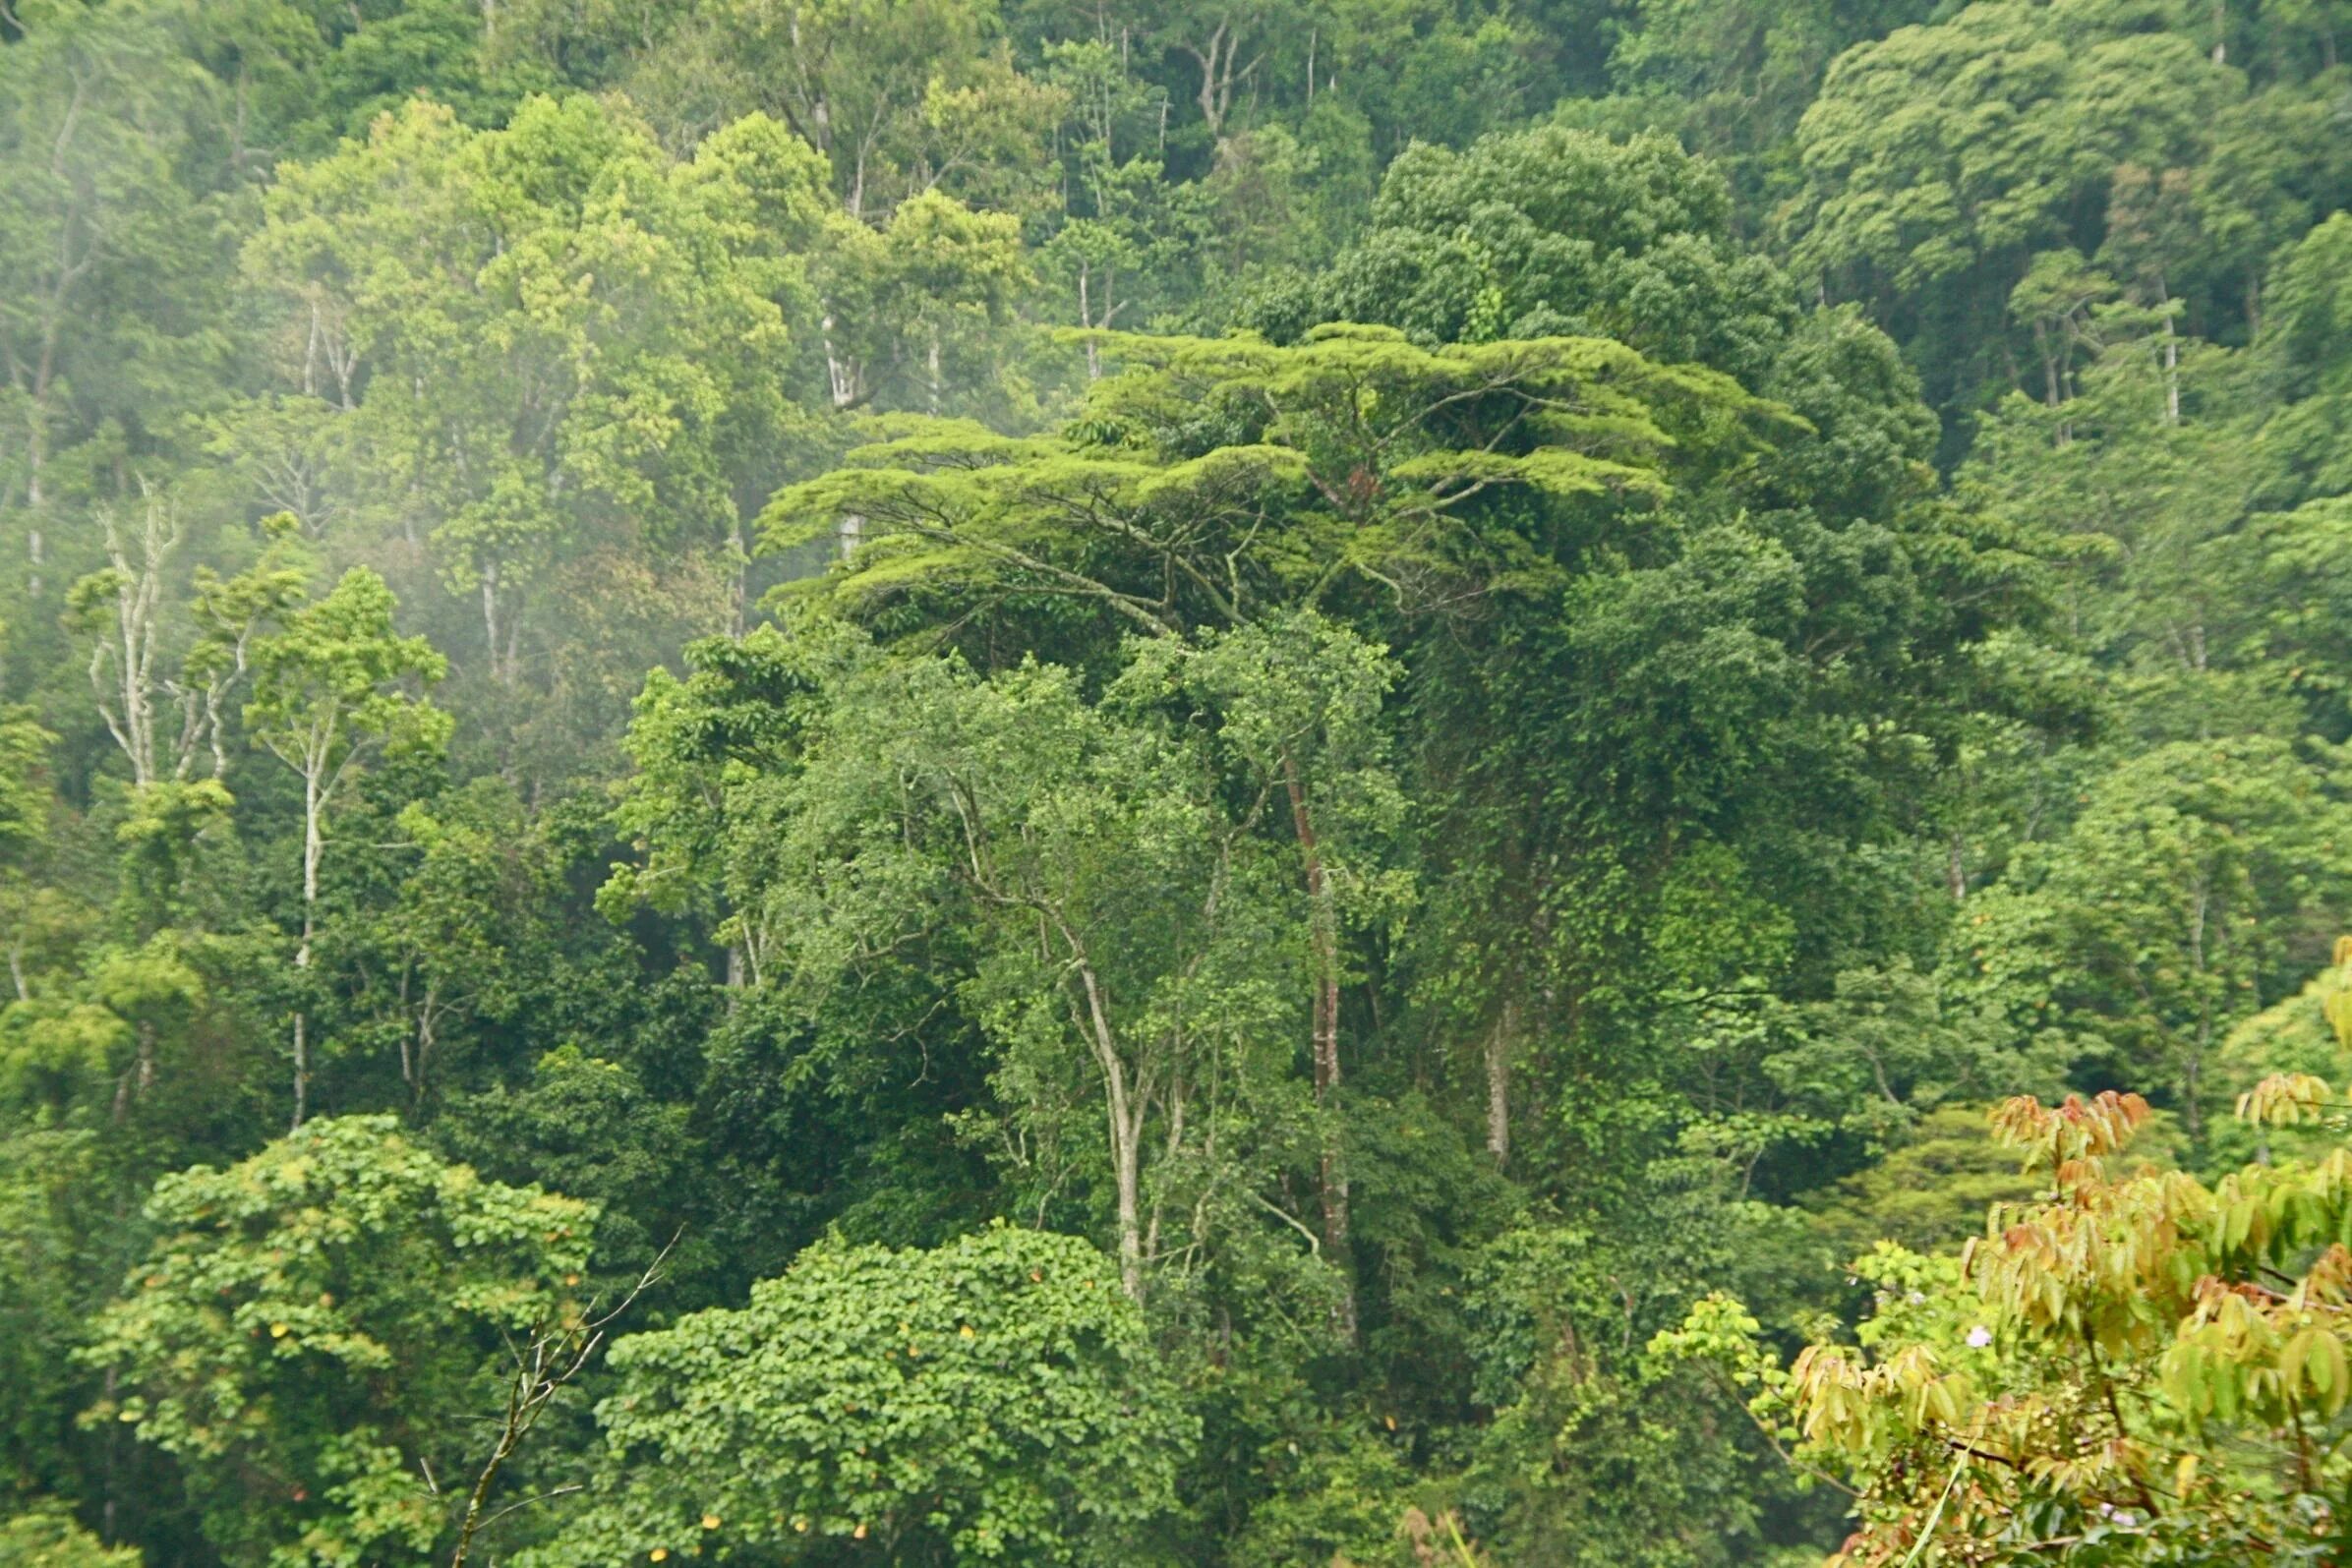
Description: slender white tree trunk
1486,1000,1514,1170
1072,957,1146,1304
291,760,323,1129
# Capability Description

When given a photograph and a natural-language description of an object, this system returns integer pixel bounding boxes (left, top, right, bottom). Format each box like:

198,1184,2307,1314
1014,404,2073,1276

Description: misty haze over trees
7,0,2352,1562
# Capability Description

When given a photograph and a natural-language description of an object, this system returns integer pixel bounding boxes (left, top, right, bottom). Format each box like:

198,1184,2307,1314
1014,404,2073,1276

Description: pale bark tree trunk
1070,952,1147,1304
291,732,328,1129
397,969,414,1089
822,317,861,410
1181,21,1257,140
2152,271,2181,427
1283,749,1353,1341
2160,312,2182,427
2033,319,2062,408
815,307,863,567
728,519,750,636
480,571,502,684
1076,261,1120,379
90,495,179,786
414,988,438,1106
1485,999,1514,1170
1079,262,1102,381
113,1019,157,1123
303,297,323,399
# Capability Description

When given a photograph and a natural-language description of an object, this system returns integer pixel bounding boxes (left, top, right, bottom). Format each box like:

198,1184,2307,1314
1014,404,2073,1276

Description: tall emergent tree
246,567,446,1127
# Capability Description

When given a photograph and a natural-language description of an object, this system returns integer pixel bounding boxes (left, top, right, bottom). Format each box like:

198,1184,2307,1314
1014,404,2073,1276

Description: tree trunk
480,571,501,684
291,1010,309,1130
2182,879,2210,1141
2161,316,2181,427
1183,21,1251,140
2157,275,2181,428
1485,999,1513,1170
292,767,323,1129
728,519,750,635
823,321,850,407
24,278,59,602
1109,1093,1145,1304
1079,264,1102,381
413,986,438,1107
1283,748,1353,1341
1071,955,1147,1304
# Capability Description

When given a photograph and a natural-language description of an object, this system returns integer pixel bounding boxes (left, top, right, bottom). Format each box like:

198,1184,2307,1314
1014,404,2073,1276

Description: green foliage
1792,4,2232,294
0,709,52,857
0,1130,110,1512
432,1043,702,1289
246,567,448,768
1323,125,1796,377
717,639,1357,1309
1662,1082,2352,1564
85,1116,596,1566
243,90,824,759
761,325,1773,645
543,1223,1193,1565
1802,1104,2044,1264
0,1508,141,1566
2,1,2351,1563
1952,736,2352,1132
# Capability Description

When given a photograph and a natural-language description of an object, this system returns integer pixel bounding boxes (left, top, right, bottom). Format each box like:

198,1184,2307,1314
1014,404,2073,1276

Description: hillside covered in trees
8,0,2352,1562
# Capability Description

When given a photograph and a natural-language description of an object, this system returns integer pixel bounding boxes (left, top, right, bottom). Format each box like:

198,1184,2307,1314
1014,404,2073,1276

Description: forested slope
5,0,2352,1562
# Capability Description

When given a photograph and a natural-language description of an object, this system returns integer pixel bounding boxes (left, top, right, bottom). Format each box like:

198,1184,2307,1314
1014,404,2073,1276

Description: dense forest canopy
6,0,2352,1562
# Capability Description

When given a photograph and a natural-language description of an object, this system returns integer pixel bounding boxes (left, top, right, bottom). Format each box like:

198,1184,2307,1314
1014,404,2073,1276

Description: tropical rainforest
6,0,2352,1562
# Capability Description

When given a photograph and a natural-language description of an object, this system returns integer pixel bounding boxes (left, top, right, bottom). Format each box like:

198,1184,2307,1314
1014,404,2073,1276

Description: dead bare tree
445,1236,676,1568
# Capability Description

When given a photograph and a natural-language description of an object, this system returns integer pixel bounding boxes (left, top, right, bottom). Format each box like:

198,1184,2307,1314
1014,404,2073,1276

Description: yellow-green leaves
1669,1084,2352,1563
1987,1087,2152,1171
0,1508,144,1567
758,324,1770,641
2238,1071,2333,1127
